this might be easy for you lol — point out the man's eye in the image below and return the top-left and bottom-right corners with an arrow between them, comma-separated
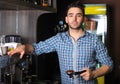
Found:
68,15 -> 73,17
77,14 -> 82,17
67,14 -> 73,17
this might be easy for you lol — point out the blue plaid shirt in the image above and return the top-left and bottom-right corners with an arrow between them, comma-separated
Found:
33,31 -> 113,84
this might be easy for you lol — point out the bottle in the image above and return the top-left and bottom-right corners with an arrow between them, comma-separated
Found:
41,0 -> 51,6
29,0 -> 38,5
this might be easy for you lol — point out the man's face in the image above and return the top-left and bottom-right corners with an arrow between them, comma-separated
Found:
65,7 -> 84,30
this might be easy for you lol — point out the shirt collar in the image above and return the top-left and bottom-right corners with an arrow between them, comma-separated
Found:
64,30 -> 89,38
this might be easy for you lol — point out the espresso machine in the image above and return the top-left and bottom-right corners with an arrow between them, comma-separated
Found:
1,35 -> 38,84
1,54 -> 38,84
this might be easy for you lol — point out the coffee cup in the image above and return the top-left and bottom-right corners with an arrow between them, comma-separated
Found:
1,46 -> 8,55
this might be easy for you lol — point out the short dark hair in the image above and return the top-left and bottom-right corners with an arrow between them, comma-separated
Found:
66,1 -> 85,16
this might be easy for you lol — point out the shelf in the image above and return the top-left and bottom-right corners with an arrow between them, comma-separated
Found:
0,0 -> 57,12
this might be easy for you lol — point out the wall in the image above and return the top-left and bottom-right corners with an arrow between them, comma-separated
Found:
0,10 -> 50,43
113,0 -> 120,83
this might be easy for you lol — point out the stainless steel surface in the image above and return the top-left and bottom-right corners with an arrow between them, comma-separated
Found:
0,10 -> 50,43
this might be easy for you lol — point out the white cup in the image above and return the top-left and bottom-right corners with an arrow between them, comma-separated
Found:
1,46 -> 8,55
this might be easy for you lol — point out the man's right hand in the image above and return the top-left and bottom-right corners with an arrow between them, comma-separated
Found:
7,44 -> 25,59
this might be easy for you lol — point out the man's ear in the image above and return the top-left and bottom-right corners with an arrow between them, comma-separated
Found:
65,16 -> 68,23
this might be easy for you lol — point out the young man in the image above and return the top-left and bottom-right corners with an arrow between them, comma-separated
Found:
8,1 -> 113,84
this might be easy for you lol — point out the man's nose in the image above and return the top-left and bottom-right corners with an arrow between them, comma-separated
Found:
73,16 -> 77,21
